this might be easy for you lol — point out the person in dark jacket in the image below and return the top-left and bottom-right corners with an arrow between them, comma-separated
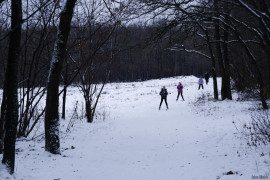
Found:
159,86 -> 168,110
204,72 -> 210,85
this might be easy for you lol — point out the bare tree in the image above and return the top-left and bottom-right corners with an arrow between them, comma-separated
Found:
234,0 -> 270,89
70,0 -> 130,123
215,0 -> 269,108
0,0 -> 9,155
197,23 -> 219,100
0,80 -> 6,153
213,0 -> 232,100
17,0 -> 60,138
45,0 -> 77,154
2,0 -> 22,174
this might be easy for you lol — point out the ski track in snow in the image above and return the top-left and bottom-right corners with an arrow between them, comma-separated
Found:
0,76 -> 270,180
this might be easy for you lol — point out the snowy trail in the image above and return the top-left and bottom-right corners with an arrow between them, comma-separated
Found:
1,76 -> 269,180
98,97 -> 230,180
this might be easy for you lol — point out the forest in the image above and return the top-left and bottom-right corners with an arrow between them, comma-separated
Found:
0,0 -> 269,178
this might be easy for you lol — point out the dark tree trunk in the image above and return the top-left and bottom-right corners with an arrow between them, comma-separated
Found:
222,18 -> 232,100
202,25 -> 219,100
2,0 -> 22,174
83,87 -> 93,123
214,19 -> 226,99
62,87 -> 67,120
0,80 -> 7,154
85,99 -> 93,123
268,58 -> 270,90
62,60 -> 68,119
266,49 -> 270,90
214,0 -> 231,100
45,0 -> 77,154
212,66 -> 219,100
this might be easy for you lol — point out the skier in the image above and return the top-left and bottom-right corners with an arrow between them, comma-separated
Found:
204,72 -> 210,85
176,82 -> 184,101
159,86 -> 168,110
198,77 -> 204,90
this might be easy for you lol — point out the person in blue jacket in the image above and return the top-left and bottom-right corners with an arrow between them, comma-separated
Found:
198,77 -> 204,90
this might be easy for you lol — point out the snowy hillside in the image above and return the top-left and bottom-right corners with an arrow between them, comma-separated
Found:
0,76 -> 269,180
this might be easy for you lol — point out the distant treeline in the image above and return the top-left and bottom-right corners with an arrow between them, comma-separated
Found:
0,24 -> 211,88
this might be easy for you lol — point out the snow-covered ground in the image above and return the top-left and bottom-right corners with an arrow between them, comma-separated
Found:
0,76 -> 270,180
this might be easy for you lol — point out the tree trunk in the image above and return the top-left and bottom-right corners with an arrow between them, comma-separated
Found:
62,87 -> 67,119
214,20 -> 226,100
2,0 -> 22,174
212,67 -> 219,100
222,17 -> 232,100
83,88 -> 93,123
266,49 -> 270,90
86,99 -> 93,123
62,59 -> 68,119
45,0 -> 77,154
203,25 -> 219,100
0,80 -> 7,154
214,0 -> 231,100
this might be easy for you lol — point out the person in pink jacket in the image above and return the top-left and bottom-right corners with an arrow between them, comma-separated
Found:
176,82 -> 184,101
198,77 -> 204,90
